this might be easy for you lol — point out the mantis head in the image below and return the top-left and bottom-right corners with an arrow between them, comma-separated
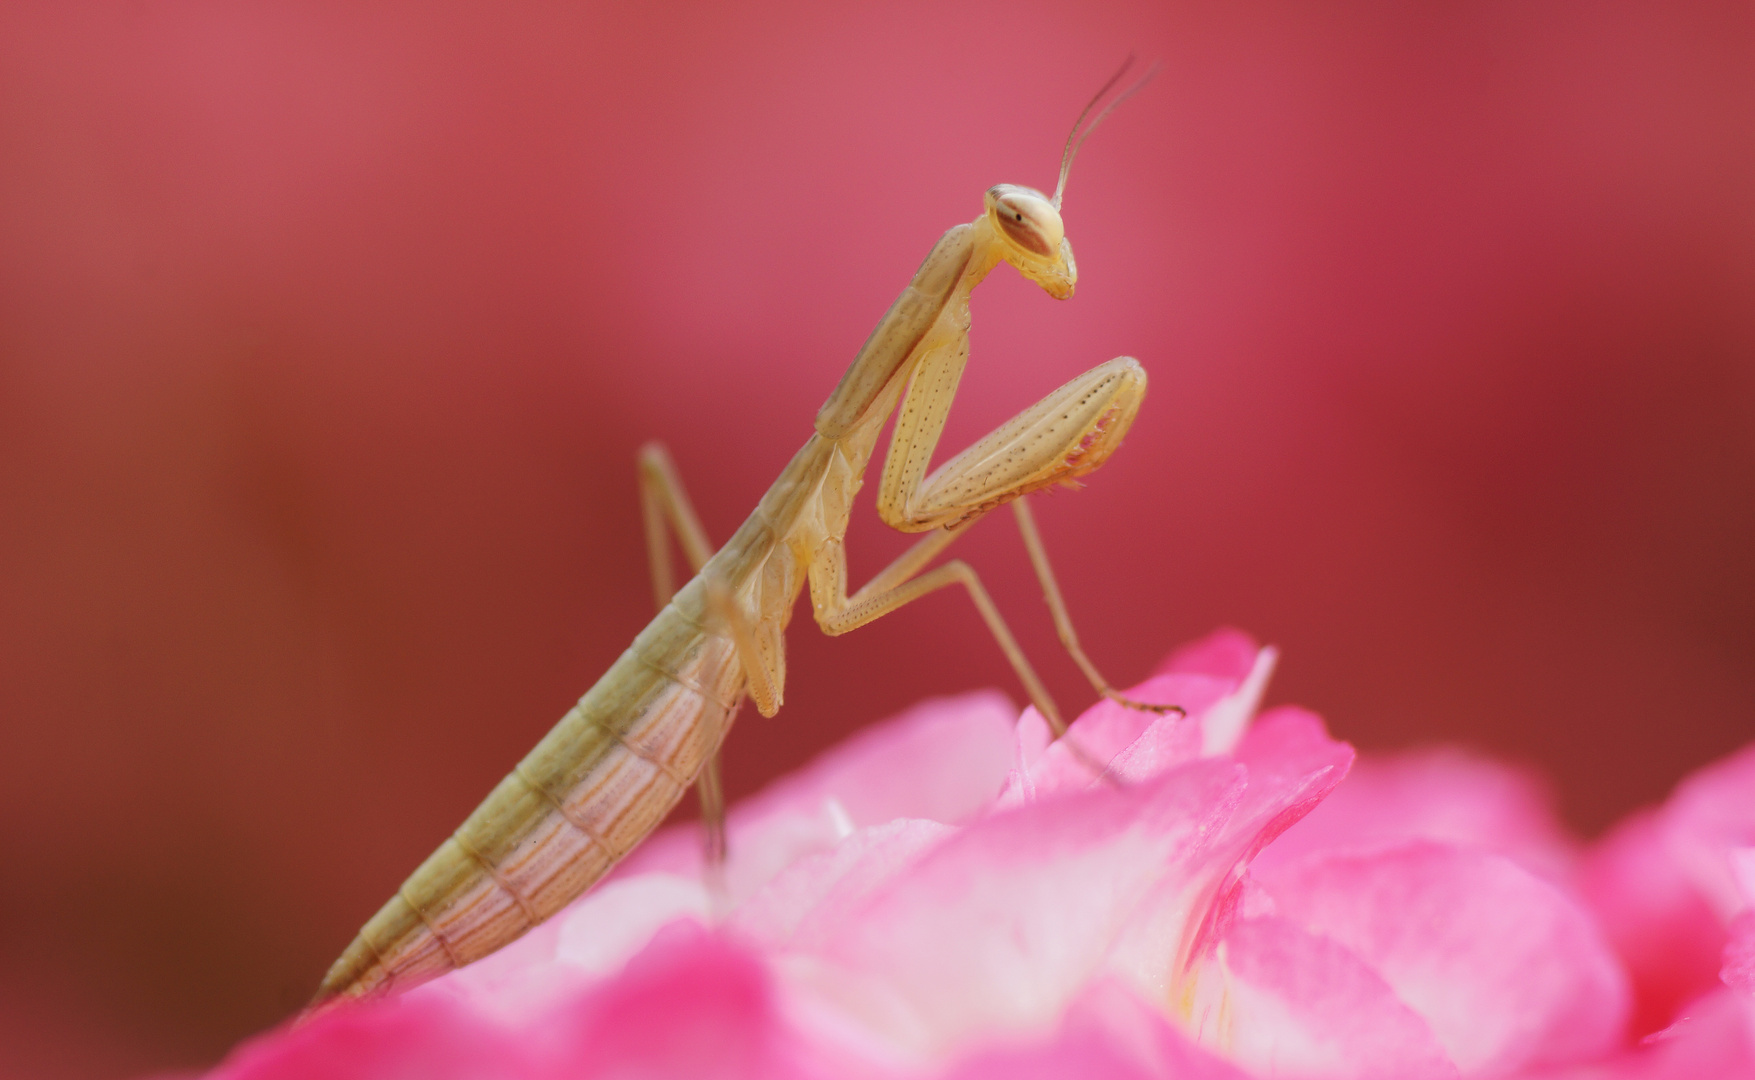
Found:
987,184 -> 1077,300
986,56 -> 1160,303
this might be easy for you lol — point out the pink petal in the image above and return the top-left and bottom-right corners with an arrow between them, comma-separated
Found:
1731,850 -> 1755,997
1252,746 -> 1577,882
409,908 -> 574,1019
1580,739 -> 1755,1036
759,706 -> 1352,1063
1187,915 -> 1457,1079
942,980 -> 1250,1080
556,873 -> 714,974
1102,673 -> 1254,784
1196,645 -> 1279,757
408,872 -> 715,1021
731,818 -> 954,952
1227,707 -> 1361,863
1109,707 -> 1357,1003
1579,989 -> 1755,1080
1062,675 -> 1217,767
750,690 -> 1020,828
1580,809 -> 1730,1036
1006,674 -> 1232,802
1725,912 -> 1755,999
1156,627 -> 1264,682
1733,847 -> 1755,908
614,691 -> 1017,901
210,993 -> 529,1080
537,920 -> 821,1080
1576,742 -> 1755,1037
789,758 -> 1255,1058
999,641 -> 1280,808
272,922 -> 833,1080
1661,741 -> 1755,922
1259,842 -> 1629,1074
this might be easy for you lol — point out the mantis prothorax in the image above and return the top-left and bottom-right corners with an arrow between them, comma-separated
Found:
313,58 -> 1175,1006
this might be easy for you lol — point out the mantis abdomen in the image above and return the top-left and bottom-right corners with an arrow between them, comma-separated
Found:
314,574 -> 749,1000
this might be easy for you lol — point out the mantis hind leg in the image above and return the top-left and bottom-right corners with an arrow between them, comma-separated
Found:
635,442 -> 730,869
637,441 -> 714,609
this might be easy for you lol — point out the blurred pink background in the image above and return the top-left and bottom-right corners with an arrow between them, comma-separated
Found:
1,2 -> 1751,1077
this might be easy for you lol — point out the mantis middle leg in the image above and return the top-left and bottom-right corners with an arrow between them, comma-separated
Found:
809,522 -> 1068,732
1011,498 -> 1184,717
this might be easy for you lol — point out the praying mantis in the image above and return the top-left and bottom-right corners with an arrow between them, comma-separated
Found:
313,61 -> 1173,1005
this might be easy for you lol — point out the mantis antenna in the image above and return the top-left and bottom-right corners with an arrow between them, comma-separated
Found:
1053,56 -> 1162,210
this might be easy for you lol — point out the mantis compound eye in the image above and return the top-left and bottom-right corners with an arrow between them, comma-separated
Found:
987,184 -> 1064,258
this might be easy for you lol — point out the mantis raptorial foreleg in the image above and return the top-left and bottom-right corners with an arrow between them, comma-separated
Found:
808,355 -> 1157,737
635,441 -> 728,864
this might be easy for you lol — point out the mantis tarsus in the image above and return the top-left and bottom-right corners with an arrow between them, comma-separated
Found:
314,60 -> 1175,1005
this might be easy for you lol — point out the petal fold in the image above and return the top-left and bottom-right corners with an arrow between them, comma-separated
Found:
1258,842 -> 1629,1074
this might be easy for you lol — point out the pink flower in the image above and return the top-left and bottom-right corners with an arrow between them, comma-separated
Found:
202,631 -> 1755,1079
1578,742 -> 1755,1037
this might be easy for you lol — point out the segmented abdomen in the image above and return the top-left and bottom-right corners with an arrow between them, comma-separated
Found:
313,587 -> 744,1003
